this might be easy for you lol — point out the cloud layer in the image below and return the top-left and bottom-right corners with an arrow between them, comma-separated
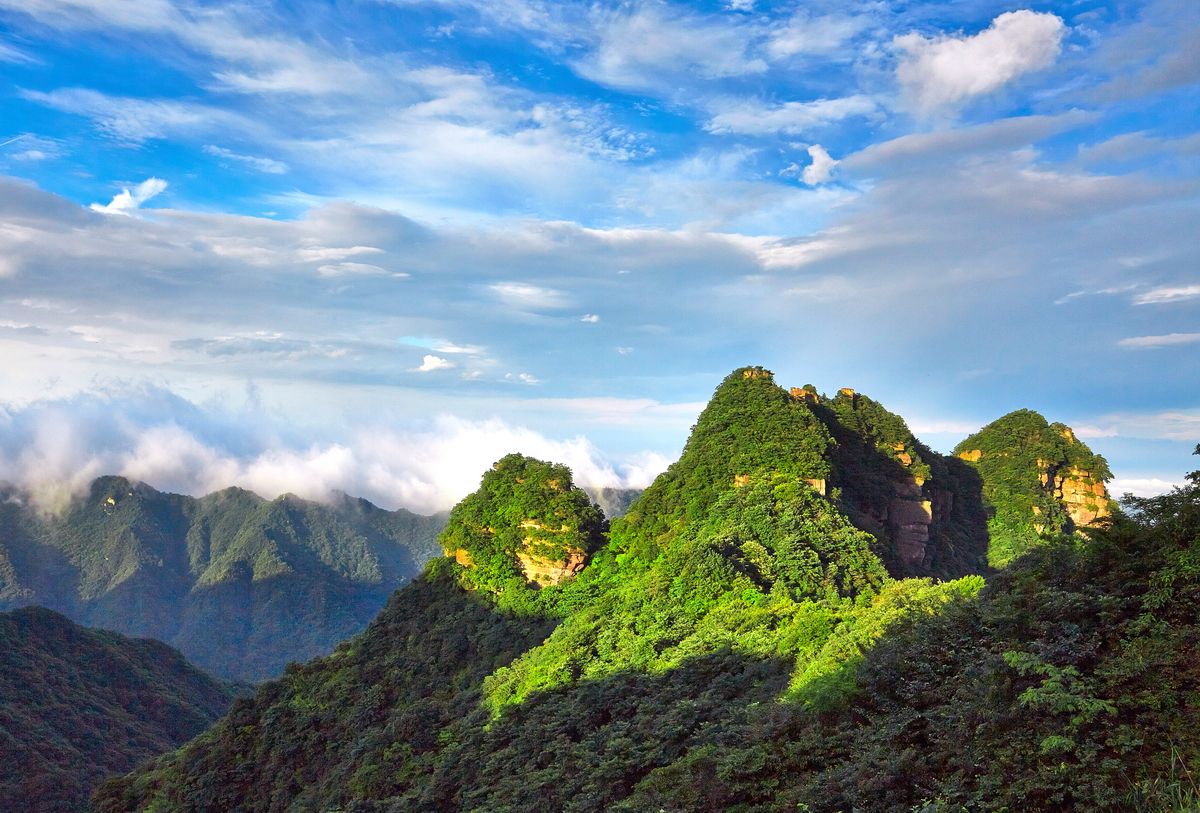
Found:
0,387 -> 669,514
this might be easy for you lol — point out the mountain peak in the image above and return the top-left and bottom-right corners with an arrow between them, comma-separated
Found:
438,453 -> 607,597
954,409 -> 1114,566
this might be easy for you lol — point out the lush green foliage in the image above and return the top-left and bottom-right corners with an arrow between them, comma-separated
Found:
438,454 -> 607,604
91,372 -> 1189,813
0,607 -> 234,813
0,477 -> 445,680
615,367 -> 832,562
954,409 -> 1114,566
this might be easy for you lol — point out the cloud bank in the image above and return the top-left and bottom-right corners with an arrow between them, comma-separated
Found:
0,387 -> 669,514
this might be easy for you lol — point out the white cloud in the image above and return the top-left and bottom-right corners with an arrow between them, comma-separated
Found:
1132,285 -> 1200,305
766,12 -> 871,60
802,144 -> 838,185
895,11 -> 1066,114
316,261 -> 404,277
89,177 -> 168,215
0,387 -> 669,514
705,95 -> 877,136
489,282 -> 570,309
23,88 -> 255,145
506,372 -> 540,385
580,313 -> 600,323
1118,332 -> 1200,349
1110,477 -> 1183,498
416,354 -> 454,372
203,144 -> 288,174
573,4 -> 767,93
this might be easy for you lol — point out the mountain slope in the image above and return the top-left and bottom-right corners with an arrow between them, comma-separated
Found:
0,607 -> 235,813
94,367 -> 1153,813
0,477 -> 446,680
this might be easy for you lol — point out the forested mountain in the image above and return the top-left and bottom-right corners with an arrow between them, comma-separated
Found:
93,366 -> 1192,813
954,409 -> 1117,566
0,607 -> 236,813
0,477 -> 445,681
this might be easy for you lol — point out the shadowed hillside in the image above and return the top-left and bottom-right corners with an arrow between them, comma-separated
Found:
0,607 -> 236,813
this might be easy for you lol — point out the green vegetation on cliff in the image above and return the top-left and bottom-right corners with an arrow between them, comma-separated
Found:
0,607 -> 235,813
92,369 -> 1179,813
954,409 -> 1114,566
438,453 -> 607,604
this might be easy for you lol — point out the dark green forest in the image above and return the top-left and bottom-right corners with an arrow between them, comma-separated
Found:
0,607 -> 236,813
90,367 -> 1200,813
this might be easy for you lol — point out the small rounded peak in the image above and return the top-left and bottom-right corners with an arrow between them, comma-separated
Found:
440,454 -> 607,594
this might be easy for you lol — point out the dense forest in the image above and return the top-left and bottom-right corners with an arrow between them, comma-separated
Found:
92,367 -> 1199,813
0,477 -> 445,681
0,607 -> 236,813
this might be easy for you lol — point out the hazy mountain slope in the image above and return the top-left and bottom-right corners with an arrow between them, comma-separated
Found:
0,477 -> 446,681
0,607 -> 235,813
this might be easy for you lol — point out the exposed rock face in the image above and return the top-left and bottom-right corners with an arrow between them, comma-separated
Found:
804,478 -> 827,496
888,491 -> 934,567
958,449 -> 983,462
516,549 -> 587,587
790,387 -> 821,404
516,520 -> 588,586
1050,465 -> 1112,527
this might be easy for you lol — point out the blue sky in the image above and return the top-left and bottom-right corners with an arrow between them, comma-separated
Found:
0,0 -> 1197,512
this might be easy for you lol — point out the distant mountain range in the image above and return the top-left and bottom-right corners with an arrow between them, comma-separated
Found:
0,476 -> 447,681
0,606 -> 236,813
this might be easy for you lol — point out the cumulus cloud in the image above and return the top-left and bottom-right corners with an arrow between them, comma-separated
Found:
416,354 -> 454,372
801,144 -> 838,185
89,177 -> 168,215
0,387 -> 666,514
895,11 -> 1066,114
580,313 -> 600,323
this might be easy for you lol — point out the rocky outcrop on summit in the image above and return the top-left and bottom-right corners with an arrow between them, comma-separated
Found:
954,409 -> 1114,567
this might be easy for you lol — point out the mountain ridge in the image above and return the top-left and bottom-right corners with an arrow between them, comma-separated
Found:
93,365 -> 1142,813
0,476 -> 447,681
